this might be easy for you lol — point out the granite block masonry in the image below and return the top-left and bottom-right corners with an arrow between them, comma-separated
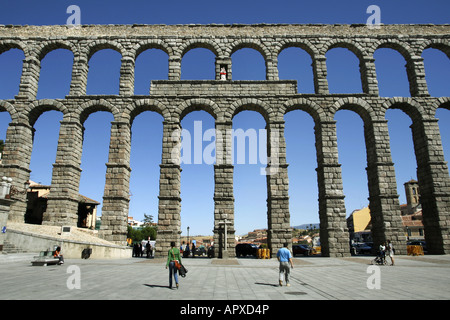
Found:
0,24 -> 449,257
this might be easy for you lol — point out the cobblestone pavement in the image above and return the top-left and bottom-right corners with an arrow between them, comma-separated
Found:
1,253 -> 449,301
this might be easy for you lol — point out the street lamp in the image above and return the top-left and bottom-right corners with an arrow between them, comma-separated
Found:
187,226 -> 190,246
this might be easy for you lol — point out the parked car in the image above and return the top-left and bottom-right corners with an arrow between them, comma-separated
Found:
351,242 -> 373,255
292,244 -> 312,256
235,243 -> 258,257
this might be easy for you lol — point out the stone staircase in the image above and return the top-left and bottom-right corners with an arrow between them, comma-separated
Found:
1,240 -> 30,254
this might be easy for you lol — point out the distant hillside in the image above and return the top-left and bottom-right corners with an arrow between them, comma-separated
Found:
292,223 -> 320,230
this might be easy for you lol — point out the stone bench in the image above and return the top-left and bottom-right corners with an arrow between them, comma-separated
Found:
31,250 -> 60,266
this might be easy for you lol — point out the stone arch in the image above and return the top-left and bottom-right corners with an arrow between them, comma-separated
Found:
0,41 -> 27,98
36,40 -> 77,61
382,98 -> 426,123
323,39 -> 368,60
178,39 -> 222,58
178,42 -> 219,80
323,39 -> 369,93
0,100 -> 18,123
78,99 -> 120,124
437,97 -> 450,111
331,97 -> 375,125
132,39 -> 173,59
229,98 -> 272,123
429,97 -> 450,118
178,98 -> 220,121
275,38 -> 318,59
0,40 -> 27,55
125,98 -> 169,125
419,40 -> 450,97
370,39 -> 414,61
85,40 -> 125,60
282,98 -> 326,124
226,39 -> 270,62
25,99 -> 68,127
418,39 -> 450,59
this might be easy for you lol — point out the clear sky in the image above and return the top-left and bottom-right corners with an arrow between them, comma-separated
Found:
0,0 -> 449,236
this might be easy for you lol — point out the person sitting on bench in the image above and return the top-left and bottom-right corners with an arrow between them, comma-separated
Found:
54,246 -> 64,265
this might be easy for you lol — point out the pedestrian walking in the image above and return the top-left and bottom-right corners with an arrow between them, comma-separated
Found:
166,241 -> 182,289
379,242 -> 386,263
277,243 -> 294,286
191,242 -> 196,258
387,240 -> 395,266
133,243 -> 138,257
183,243 -> 190,258
146,241 -> 151,258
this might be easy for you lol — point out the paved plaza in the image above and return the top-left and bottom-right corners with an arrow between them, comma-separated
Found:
0,253 -> 449,301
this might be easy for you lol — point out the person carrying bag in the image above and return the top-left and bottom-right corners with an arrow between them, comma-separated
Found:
166,241 -> 182,289
171,246 -> 188,277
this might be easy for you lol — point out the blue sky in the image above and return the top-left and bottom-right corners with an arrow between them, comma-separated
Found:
0,0 -> 449,236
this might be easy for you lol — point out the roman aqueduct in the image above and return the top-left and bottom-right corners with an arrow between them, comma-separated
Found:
0,24 -> 449,257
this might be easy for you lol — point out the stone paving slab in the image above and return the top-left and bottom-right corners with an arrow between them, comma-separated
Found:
0,254 -> 449,301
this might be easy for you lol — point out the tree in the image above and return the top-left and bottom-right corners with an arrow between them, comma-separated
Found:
127,219 -> 157,243
142,213 -> 154,226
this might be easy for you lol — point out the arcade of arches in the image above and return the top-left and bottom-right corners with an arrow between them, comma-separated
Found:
0,24 -> 449,257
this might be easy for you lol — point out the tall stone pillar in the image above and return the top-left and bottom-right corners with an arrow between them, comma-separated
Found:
16,54 -> 40,100
406,57 -> 430,97
156,120 -> 182,257
411,118 -> 450,254
266,57 -> 279,81
1,120 -> 33,222
99,121 -> 132,246
168,56 -> 181,80
312,55 -> 329,95
69,53 -> 89,96
213,120 -> 235,258
119,56 -> 135,96
360,56 -> 379,96
315,120 -> 350,257
365,119 -> 406,254
265,120 -> 291,256
44,119 -> 84,226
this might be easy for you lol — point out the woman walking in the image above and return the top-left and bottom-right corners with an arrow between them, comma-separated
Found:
166,241 -> 182,289
387,240 -> 395,266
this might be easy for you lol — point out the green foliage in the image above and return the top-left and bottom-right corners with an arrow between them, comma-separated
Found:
142,213 -> 154,225
127,225 -> 157,243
